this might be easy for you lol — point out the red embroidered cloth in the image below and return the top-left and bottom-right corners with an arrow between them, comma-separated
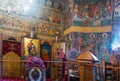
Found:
2,40 -> 21,56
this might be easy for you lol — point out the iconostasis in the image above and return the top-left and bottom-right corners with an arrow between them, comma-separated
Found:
0,0 -> 64,78
0,0 -> 63,41
0,34 -> 65,79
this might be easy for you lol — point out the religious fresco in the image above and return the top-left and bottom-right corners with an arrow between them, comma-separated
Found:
0,0 -> 63,38
65,32 -> 112,62
62,0 -> 74,30
0,13 -> 62,36
45,0 -> 61,10
62,0 -> 113,30
0,14 -> 30,31
0,0 -> 62,21
73,0 -> 113,26
0,9 -> 62,24
0,29 -> 26,42
63,0 -> 113,61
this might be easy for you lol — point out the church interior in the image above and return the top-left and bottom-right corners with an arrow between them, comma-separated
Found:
0,0 -> 120,81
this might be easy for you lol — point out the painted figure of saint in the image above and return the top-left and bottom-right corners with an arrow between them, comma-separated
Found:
42,49 -> 49,68
42,49 -> 51,78
27,40 -> 37,56
88,2 -> 95,18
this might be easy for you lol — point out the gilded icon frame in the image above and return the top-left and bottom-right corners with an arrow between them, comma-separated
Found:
24,37 -> 40,56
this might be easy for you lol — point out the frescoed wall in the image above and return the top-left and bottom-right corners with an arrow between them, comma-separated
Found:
63,0 -> 114,62
63,0 -> 113,30
65,32 -> 112,62
0,0 -> 62,22
73,0 -> 113,26
62,0 -> 74,30
0,0 -> 63,40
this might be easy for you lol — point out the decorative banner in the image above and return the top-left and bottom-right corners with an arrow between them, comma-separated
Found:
2,40 -> 21,77
2,40 -> 21,56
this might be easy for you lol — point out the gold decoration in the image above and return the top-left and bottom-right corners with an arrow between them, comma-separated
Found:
64,26 -> 112,35
2,51 -> 21,77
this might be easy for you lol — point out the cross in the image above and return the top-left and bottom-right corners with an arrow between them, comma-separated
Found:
10,43 -> 15,51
